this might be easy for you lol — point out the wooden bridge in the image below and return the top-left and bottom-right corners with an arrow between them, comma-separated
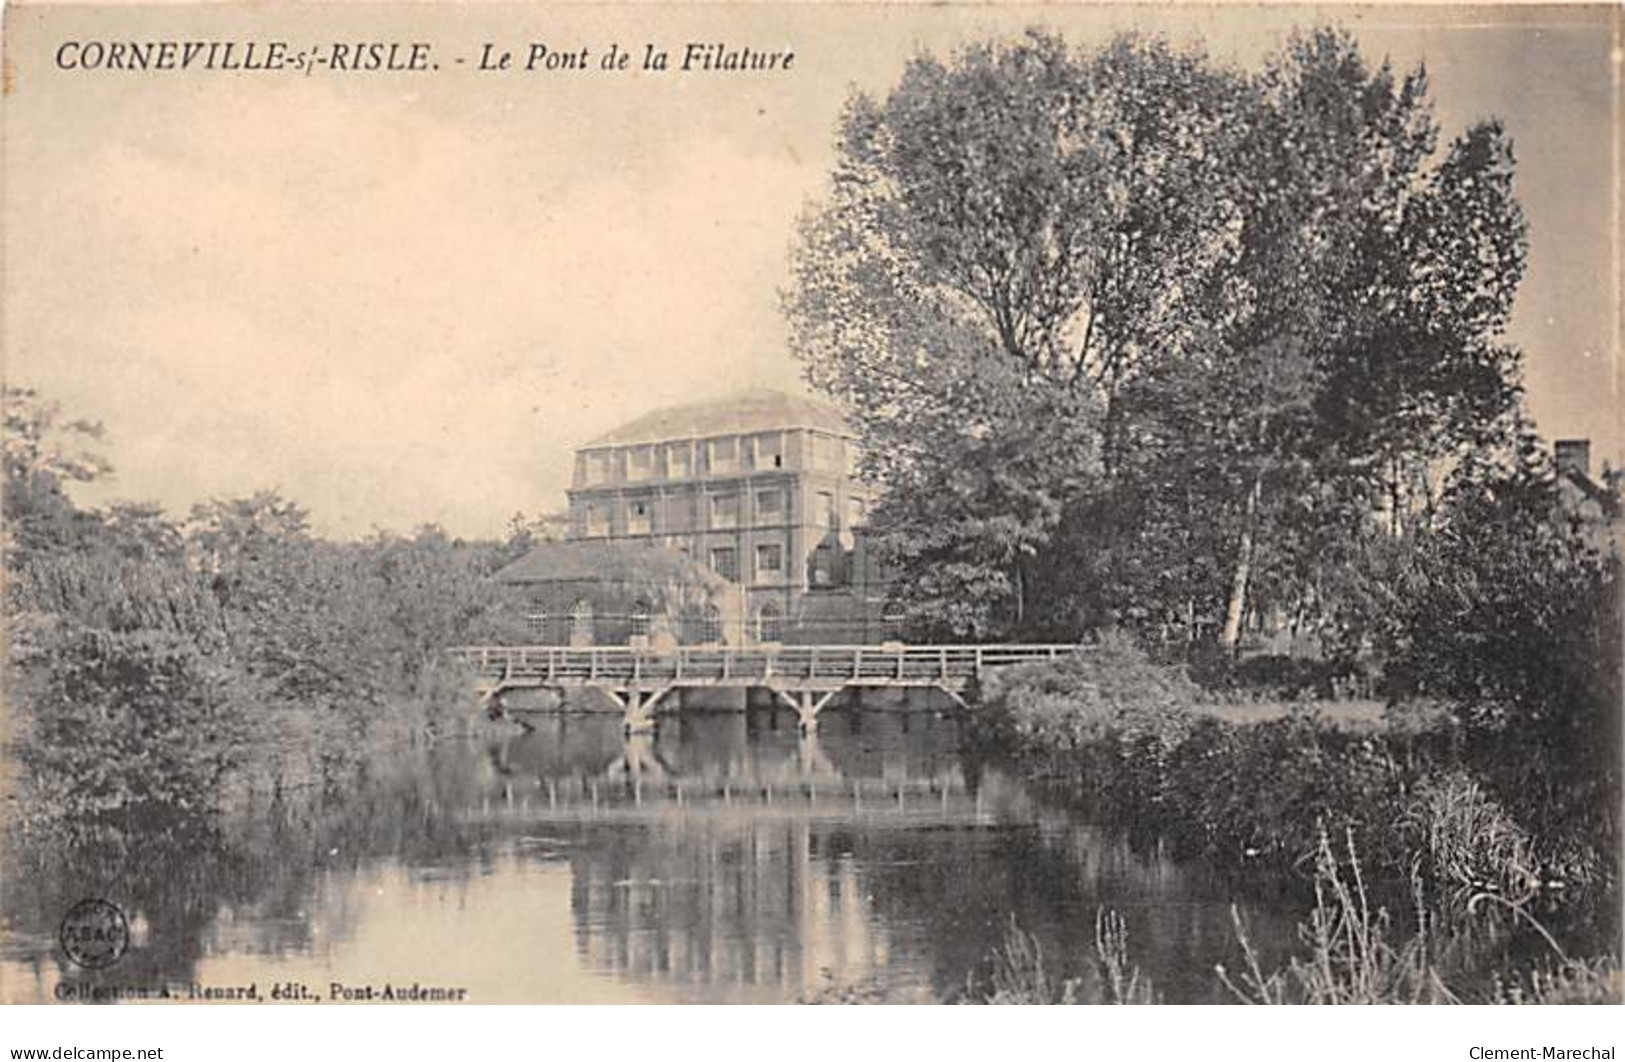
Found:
448,643 -> 1078,733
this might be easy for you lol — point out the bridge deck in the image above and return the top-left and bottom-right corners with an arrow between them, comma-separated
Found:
449,643 -> 1076,690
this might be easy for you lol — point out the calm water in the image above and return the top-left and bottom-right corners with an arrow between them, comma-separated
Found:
2,709 -> 1305,1003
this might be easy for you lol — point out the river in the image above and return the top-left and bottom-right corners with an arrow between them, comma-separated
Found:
1,707 -> 1306,1004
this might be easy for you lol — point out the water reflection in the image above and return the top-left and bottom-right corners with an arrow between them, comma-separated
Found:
1,708 -> 1301,1003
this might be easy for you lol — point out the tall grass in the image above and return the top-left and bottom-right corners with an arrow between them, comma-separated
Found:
973,910 -> 1158,1004
983,920 -> 1078,1004
1215,828 -> 1621,1005
1399,771 -> 1541,908
1219,829 -> 1457,1004
1095,909 -> 1158,1004
1492,958 -> 1622,1005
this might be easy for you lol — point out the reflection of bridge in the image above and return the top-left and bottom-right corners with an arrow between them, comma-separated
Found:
458,713 -> 1043,998
449,643 -> 1078,733
472,733 -> 994,826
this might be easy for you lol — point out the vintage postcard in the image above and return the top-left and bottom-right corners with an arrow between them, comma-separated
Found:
1,1 -> 1619,1010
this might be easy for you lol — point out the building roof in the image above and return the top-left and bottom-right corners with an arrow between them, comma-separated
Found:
582,387 -> 852,449
493,540 -> 728,589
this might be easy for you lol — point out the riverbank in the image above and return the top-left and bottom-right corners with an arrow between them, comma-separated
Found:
955,637 -> 1621,1004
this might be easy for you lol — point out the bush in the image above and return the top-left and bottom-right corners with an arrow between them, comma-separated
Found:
16,625 -> 251,821
1188,651 -> 1351,701
1155,715 -> 1417,865
978,631 -> 1197,755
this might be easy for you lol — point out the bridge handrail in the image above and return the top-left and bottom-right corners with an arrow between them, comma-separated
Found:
447,642 -> 1082,680
448,642 -> 1081,653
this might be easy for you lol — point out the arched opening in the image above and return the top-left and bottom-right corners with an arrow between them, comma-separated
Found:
569,598 -> 594,646
755,600 -> 785,644
524,597 -> 548,642
701,604 -> 723,645
628,598 -> 652,643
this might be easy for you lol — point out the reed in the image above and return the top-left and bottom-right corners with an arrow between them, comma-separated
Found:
1220,828 -> 1457,1004
1399,771 -> 1542,908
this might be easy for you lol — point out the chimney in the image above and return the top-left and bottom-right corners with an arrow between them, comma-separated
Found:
1555,439 -> 1592,481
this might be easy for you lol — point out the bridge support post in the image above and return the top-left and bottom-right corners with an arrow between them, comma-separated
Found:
782,688 -> 841,734
479,683 -> 508,722
620,685 -> 673,735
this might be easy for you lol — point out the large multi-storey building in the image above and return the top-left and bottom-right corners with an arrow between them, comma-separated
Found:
568,388 -> 885,643
499,388 -> 893,645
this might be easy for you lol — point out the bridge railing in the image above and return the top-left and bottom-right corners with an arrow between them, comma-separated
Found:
447,643 -> 1079,685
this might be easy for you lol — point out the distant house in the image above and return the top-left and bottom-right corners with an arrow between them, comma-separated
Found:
1554,438 -> 1621,552
496,388 -> 893,645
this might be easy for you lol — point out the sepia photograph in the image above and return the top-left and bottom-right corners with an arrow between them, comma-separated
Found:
0,0 -> 1620,1015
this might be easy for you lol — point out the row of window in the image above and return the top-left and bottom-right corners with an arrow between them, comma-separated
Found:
704,542 -> 782,583
708,541 -> 855,588
582,490 -> 865,537
580,433 -> 803,486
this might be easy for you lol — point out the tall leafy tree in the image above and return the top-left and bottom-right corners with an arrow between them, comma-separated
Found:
786,31 -> 1248,637
789,27 -> 1530,651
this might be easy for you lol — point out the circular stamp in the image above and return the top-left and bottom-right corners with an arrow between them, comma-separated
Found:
59,898 -> 129,970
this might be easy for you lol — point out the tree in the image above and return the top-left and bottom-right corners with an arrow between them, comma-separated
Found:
2,385 -> 112,561
502,509 -> 570,562
1370,434 -> 1620,863
1207,32 -> 1524,650
787,27 -> 1530,653
786,31 -> 1248,638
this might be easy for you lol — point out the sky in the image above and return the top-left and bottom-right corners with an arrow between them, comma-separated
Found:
4,3 -> 1618,538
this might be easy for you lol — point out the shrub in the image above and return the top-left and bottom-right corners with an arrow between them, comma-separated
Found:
1151,714 -> 1418,866
1189,651 -> 1351,701
16,625 -> 252,821
978,631 -> 1196,757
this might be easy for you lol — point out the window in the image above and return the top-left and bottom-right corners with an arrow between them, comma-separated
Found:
524,600 -> 548,641
628,499 -> 652,535
754,543 -> 783,582
756,601 -> 785,643
846,497 -> 867,529
708,437 -> 738,472
582,451 -> 612,485
667,443 -> 693,479
814,492 -> 835,530
680,605 -> 706,644
569,599 -> 594,646
752,433 -> 784,470
629,599 -> 652,639
709,494 -> 739,530
627,446 -> 655,482
684,603 -> 724,644
710,546 -> 739,582
584,502 -> 608,538
755,489 -> 784,525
